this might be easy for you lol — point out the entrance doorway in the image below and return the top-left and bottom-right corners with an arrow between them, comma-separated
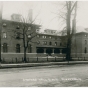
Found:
37,48 -> 44,53
54,48 -> 60,53
46,48 -> 52,56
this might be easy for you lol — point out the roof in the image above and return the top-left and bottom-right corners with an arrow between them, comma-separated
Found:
74,32 -> 88,35
2,19 -> 41,29
37,32 -> 60,37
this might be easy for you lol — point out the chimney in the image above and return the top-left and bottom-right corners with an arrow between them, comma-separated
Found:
28,9 -> 33,23
11,14 -> 21,22
72,19 -> 76,34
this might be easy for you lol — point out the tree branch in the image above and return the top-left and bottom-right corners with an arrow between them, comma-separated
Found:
71,1 -> 77,13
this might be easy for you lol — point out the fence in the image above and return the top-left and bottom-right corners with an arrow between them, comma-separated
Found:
1,53 -> 88,63
1,56 -> 66,63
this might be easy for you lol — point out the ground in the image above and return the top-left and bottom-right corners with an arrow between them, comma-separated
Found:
0,64 -> 88,87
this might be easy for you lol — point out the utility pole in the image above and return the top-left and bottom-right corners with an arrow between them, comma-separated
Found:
0,2 -> 3,62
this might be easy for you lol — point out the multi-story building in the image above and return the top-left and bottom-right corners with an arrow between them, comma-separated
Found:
1,19 -> 66,54
1,15 -> 67,62
2,14 -> 88,62
71,32 -> 88,58
36,33 -> 67,55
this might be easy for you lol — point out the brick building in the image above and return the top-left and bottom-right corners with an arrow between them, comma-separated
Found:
1,18 -> 67,62
71,32 -> 88,57
2,14 -> 88,62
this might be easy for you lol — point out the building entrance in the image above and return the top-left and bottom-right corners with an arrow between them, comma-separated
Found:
46,48 -> 52,56
37,48 -> 44,53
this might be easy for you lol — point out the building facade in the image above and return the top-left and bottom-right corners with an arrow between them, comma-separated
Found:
1,18 -> 67,62
71,32 -> 88,57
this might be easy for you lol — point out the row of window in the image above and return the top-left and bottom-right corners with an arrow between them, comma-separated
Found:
2,32 -> 21,39
37,41 -> 62,46
37,35 -> 58,39
2,32 -> 32,39
3,23 -> 32,30
2,43 -> 31,53
2,33 -> 58,40
2,43 -> 21,53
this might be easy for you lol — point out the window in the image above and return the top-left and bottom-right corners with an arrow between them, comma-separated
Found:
43,41 -> 47,45
16,26 -> 20,29
36,29 -> 39,33
44,36 -> 46,38
42,36 -> 44,38
3,32 -> 7,38
60,43 -> 62,46
85,35 -> 87,37
42,35 -> 46,38
55,42 -> 57,46
37,35 -> 39,37
85,40 -> 87,44
28,35 -> 31,38
49,42 -> 52,45
16,32 -> 20,39
3,23 -> 6,27
84,47 -> 87,53
49,36 -> 51,39
28,27 -> 31,30
16,44 -> 20,53
37,41 -> 40,44
3,43 -> 8,53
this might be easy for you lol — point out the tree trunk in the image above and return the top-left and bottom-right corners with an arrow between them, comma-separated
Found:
66,2 -> 71,61
24,47 -> 27,62
23,31 -> 27,63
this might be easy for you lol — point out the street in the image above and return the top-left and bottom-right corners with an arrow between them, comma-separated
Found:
0,64 -> 88,87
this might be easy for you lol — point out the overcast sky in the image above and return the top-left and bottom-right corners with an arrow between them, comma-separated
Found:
2,1 -> 88,32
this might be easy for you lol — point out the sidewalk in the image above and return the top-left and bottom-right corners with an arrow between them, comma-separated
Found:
0,61 -> 88,68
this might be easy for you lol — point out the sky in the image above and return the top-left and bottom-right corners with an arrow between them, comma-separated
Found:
2,1 -> 88,32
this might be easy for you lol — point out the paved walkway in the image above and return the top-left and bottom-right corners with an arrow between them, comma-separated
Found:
0,61 -> 88,68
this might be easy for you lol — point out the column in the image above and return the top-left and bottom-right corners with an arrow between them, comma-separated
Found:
44,48 -> 46,54
60,49 -> 62,54
52,48 -> 54,54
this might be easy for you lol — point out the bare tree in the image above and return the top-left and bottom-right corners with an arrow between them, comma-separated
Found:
8,11 -> 41,63
66,1 -> 77,62
55,1 -> 77,61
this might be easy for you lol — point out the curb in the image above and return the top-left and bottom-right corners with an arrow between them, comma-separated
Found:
0,61 -> 88,69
